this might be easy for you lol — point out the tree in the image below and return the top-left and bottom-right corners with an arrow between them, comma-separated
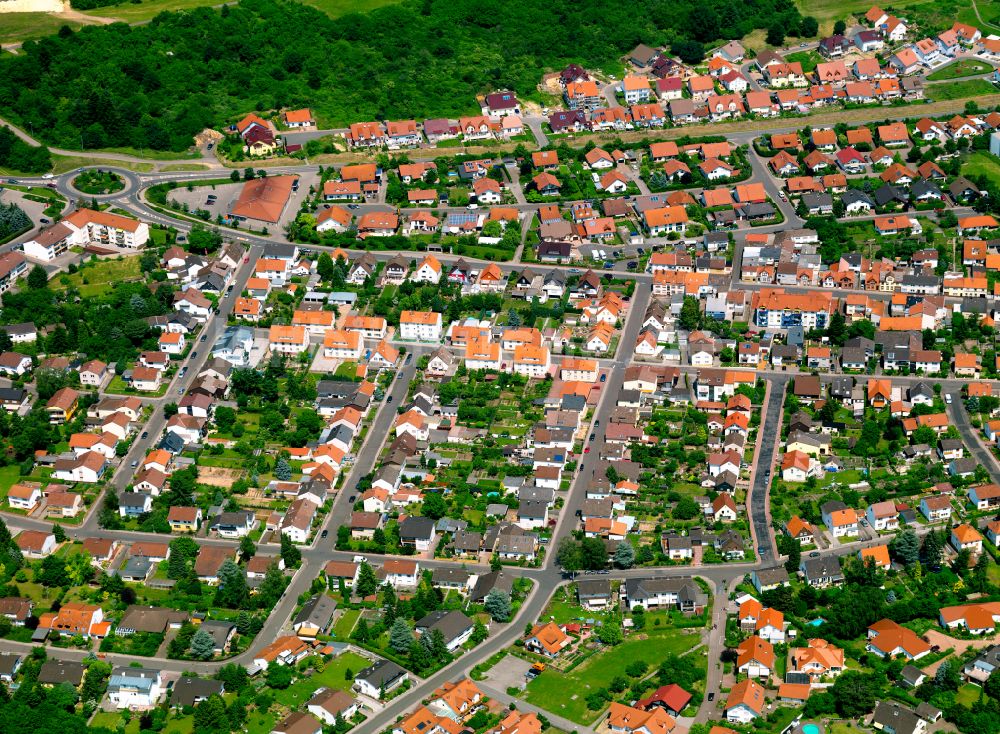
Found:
27,264 -> 48,290
421,491 -> 448,520
830,670 -> 880,717
766,25 -> 785,46
65,550 -> 93,586
799,15 -> 819,36
580,537 -> 608,570
598,614 -> 624,645
186,224 -> 222,254
265,662 -> 294,689
826,310 -> 846,346
679,296 -> 701,331
215,558 -> 249,609
280,532 -> 301,568
239,535 -> 256,561
316,253 -> 335,282
672,496 -> 700,520
389,618 -> 414,653
986,669 -> 1000,701
556,537 -> 583,574
51,523 -> 67,543
891,528 -> 920,566
37,555 -> 69,587
921,530 -> 943,568
356,562 -> 378,597
778,536 -> 801,575
613,541 -> 635,569
189,628 -> 216,660
274,458 -> 292,481
671,39 -> 705,64
484,589 -> 512,622
833,19 -> 847,34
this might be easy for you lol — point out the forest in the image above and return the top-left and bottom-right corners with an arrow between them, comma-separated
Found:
0,0 -> 802,152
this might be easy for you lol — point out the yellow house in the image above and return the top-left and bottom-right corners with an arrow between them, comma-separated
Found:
785,433 -> 831,457
245,138 -> 279,156
167,507 -> 202,533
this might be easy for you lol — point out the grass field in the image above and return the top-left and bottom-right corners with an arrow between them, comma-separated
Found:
53,255 -> 142,297
524,630 -> 700,724
50,155 -> 154,174
0,465 -> 24,501
81,0 -> 399,24
925,78 -> 997,101
161,163 -> 211,171
0,14 -> 85,45
927,59 -> 995,81
963,151 -> 1000,179
795,0 -> 950,34
785,50 -> 822,73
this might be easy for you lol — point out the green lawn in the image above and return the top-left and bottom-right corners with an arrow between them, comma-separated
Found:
271,652 -> 369,709
0,464 -> 24,501
53,255 -> 142,295
963,151 -> 1000,180
956,683 -> 983,707
49,155 -> 155,175
0,13 -> 85,45
332,608 -> 360,640
525,630 -> 700,724
162,714 -> 195,734
926,79 -> 998,101
785,50 -> 822,73
927,59 -> 995,81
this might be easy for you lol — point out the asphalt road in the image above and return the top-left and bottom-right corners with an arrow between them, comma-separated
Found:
750,375 -> 789,564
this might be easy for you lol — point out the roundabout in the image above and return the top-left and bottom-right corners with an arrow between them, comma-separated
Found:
63,166 -> 140,200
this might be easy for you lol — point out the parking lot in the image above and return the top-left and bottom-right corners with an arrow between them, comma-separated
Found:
166,170 -> 320,232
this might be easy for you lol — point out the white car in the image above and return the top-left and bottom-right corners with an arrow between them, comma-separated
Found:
467,203 -> 478,209
41,173 -> 55,180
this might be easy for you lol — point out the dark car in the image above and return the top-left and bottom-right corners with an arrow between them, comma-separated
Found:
387,395 -> 393,403
191,351 -> 197,359
348,495 -> 356,503
600,374 -> 606,382
200,334 -> 207,342
320,529 -> 328,539
809,551 -> 820,558
707,692 -> 715,702
589,433 -> 596,441
141,431 -> 148,439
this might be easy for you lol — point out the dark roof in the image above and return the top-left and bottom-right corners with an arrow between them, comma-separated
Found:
414,609 -> 474,643
37,659 -> 85,685
171,676 -> 224,707
293,594 -> 337,628
399,515 -> 436,540
356,658 -> 406,687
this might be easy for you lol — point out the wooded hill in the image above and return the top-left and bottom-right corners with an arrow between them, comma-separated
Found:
0,0 -> 802,152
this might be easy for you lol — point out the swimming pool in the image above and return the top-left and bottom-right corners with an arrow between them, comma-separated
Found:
801,724 -> 821,734
808,618 -> 825,626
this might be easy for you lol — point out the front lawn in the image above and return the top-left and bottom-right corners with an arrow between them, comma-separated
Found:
524,629 -> 700,724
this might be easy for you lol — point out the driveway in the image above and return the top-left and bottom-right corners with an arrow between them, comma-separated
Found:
922,630 -> 996,674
